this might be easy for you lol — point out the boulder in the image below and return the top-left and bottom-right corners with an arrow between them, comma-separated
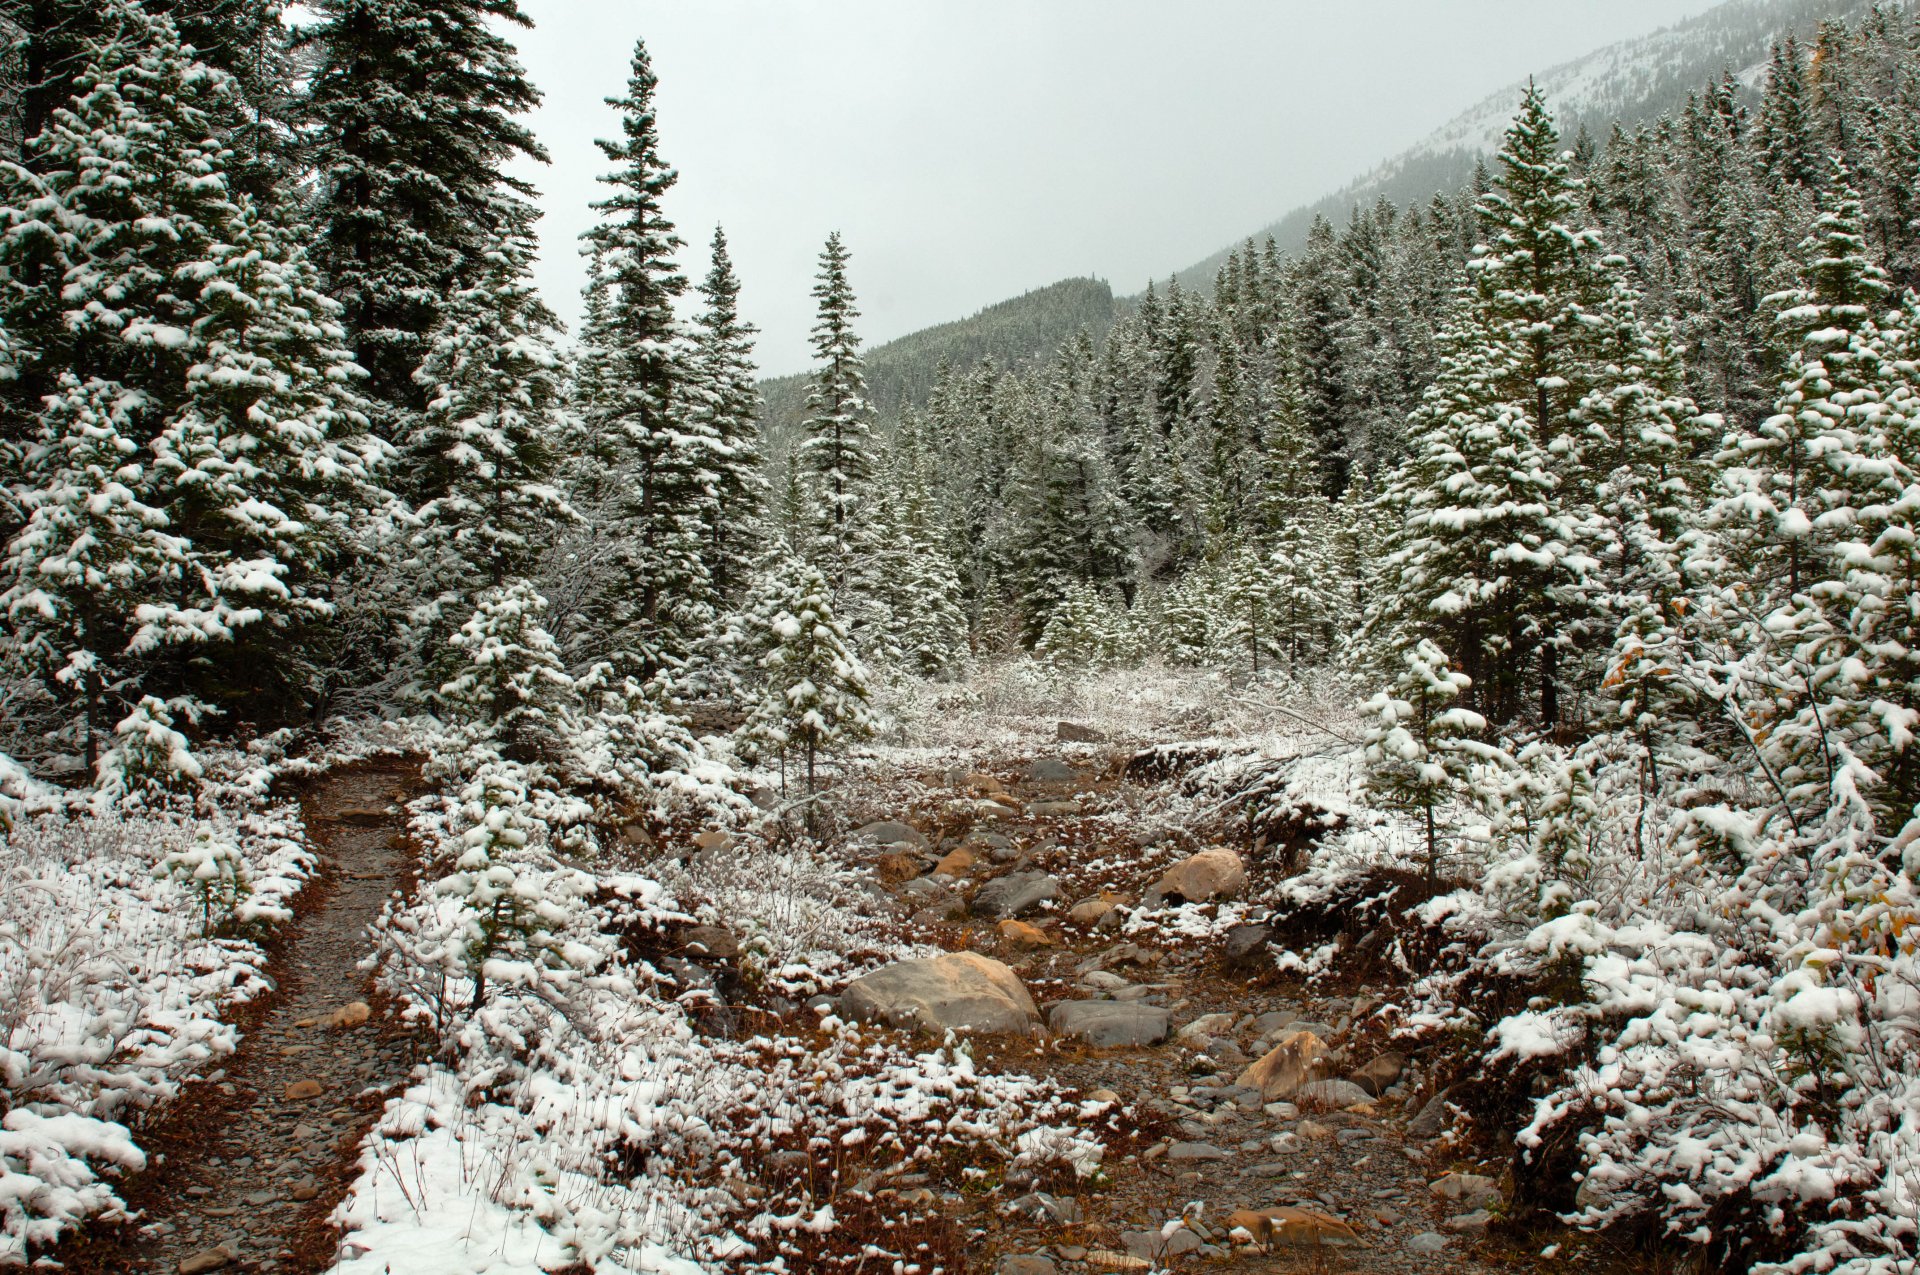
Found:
839,952 -> 1040,1035
1149,848 -> 1247,903
855,820 -> 929,851
1223,923 -> 1274,967
1056,721 -> 1108,743
1226,1206 -> 1365,1249
1235,1031 -> 1332,1100
1048,999 -> 1171,1047
1349,1050 -> 1407,1097
972,870 -> 1059,919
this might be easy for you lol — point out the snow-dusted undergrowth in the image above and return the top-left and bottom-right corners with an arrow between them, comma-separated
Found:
0,765 -> 314,1263
340,713 -> 1107,1274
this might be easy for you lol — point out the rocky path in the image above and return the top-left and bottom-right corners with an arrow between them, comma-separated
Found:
840,741 -> 1531,1275
62,762 -> 422,1275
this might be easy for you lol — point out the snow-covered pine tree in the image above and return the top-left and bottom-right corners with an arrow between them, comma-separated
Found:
304,0 -> 547,421
407,229 -> 572,615
688,226 -> 764,603
580,37 -> 718,673
798,232 -> 878,597
0,2 -> 378,749
743,550 -> 875,802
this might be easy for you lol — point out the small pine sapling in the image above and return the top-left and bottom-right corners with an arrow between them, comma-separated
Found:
1362,639 -> 1507,884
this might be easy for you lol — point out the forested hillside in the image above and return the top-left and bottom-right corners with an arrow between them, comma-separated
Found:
758,276 -> 1114,445
2,2 -> 1920,1274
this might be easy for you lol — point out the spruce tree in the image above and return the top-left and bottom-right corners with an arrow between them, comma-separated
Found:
304,0 -> 547,420
406,229 -> 573,616
581,38 -> 717,672
688,226 -> 764,603
743,551 -> 875,801
798,232 -> 877,595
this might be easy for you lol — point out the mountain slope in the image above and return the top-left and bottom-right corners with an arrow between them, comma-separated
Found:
1169,0 -> 1879,292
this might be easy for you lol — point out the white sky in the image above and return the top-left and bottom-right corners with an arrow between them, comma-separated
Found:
511,1 -> 1728,376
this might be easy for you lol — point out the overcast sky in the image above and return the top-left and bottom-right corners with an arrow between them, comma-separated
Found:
511,1 -> 1728,376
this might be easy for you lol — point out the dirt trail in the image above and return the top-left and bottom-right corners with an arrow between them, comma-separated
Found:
63,761 -> 423,1275
856,748 -> 1526,1275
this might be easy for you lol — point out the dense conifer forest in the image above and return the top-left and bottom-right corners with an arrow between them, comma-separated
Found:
3,3 -> 1920,1274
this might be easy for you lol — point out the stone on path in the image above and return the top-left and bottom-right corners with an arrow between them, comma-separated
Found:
1166,1140 -> 1230,1160
1084,1252 -> 1150,1272
1406,1231 -> 1450,1254
1443,1209 -> 1494,1234
1025,758 -> 1082,785
288,1175 -> 320,1202
1028,800 -> 1082,817
1122,1227 -> 1203,1259
1048,999 -> 1170,1047
1430,1171 -> 1501,1208
932,846 -> 976,877
1226,1206 -> 1365,1248
972,870 -> 1059,918
839,952 -> 1039,1035
283,1079 -> 323,1101
320,1001 -> 371,1029
1294,1078 -> 1373,1109
1056,721 -> 1107,743
1349,1050 -> 1406,1096
1236,1030 -> 1332,1100
997,919 -> 1053,947
1149,848 -> 1247,903
179,1244 -> 238,1274
998,1257 -> 1057,1275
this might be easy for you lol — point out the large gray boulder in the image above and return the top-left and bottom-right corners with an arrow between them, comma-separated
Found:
839,952 -> 1040,1035
972,870 -> 1060,918
1047,999 -> 1171,1047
